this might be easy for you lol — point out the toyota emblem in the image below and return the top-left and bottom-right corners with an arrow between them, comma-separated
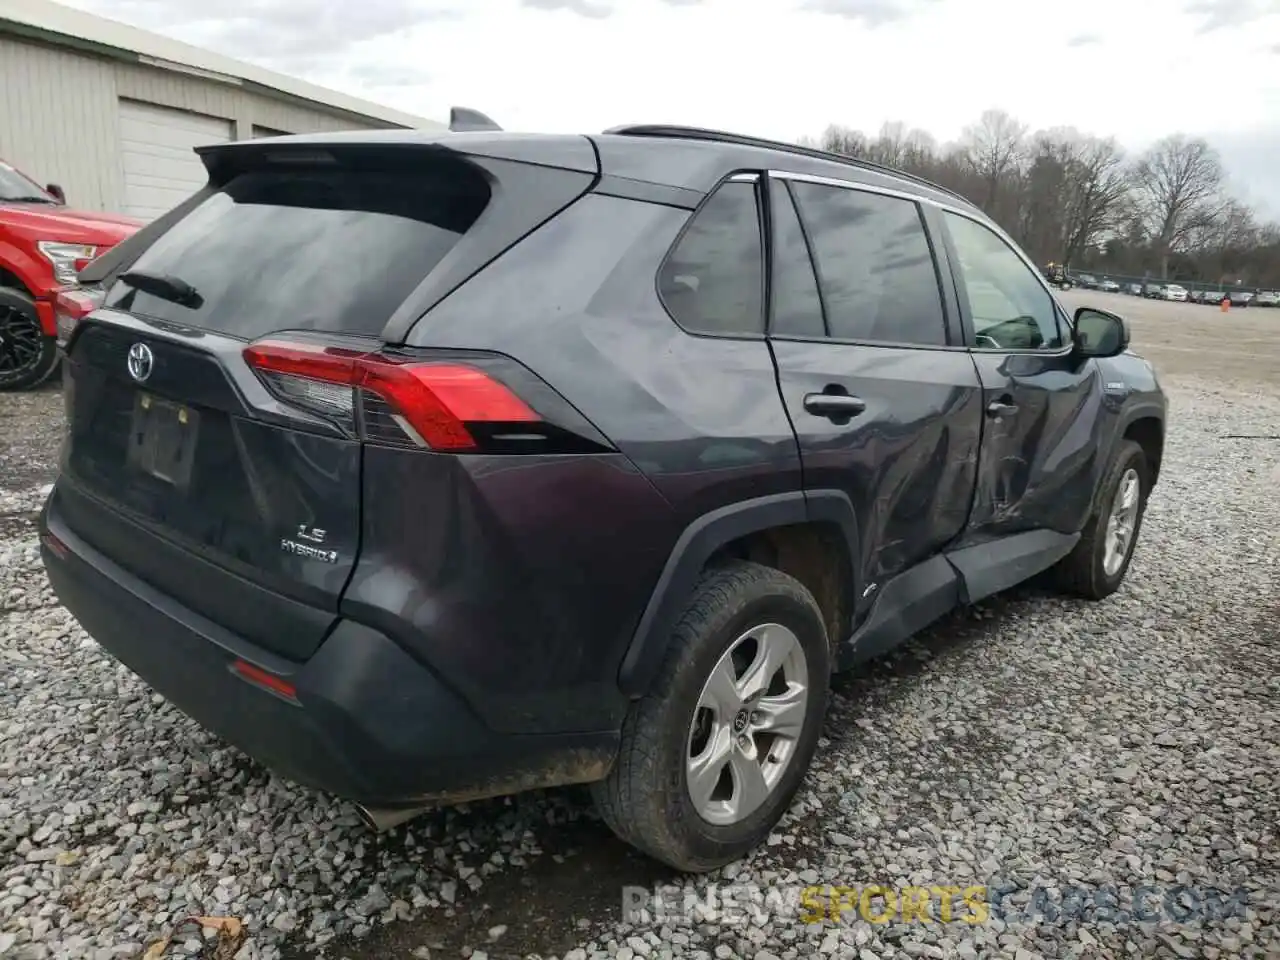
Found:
127,342 -> 154,383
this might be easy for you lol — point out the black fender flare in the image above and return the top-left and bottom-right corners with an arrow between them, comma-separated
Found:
617,490 -> 860,697
1110,399 -> 1165,477
1086,400 -> 1165,519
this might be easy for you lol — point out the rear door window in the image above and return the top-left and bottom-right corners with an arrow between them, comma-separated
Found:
788,181 -> 948,346
658,179 -> 764,337
104,162 -> 489,338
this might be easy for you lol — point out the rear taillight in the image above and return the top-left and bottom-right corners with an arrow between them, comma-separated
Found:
243,339 -> 540,452
53,286 -> 103,347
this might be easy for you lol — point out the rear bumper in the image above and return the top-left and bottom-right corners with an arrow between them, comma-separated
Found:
39,495 -> 618,808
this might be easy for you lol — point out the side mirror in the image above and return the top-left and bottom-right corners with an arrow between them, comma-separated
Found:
46,183 -> 66,203
1073,307 -> 1129,359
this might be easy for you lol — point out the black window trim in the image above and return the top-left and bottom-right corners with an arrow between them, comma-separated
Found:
653,170 -> 768,342
763,170 -> 963,353
762,177 -> 829,338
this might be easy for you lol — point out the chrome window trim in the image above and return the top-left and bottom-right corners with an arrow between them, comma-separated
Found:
767,168 -> 1072,353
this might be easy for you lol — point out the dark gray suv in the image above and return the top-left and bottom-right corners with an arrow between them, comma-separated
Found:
40,114 -> 1166,872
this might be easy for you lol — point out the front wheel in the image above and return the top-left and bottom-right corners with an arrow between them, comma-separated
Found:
1052,439 -> 1150,599
592,561 -> 830,872
0,288 -> 59,391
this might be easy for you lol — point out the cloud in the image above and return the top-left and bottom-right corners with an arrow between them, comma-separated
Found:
520,0 -> 703,15
522,0 -> 612,16
1208,126 -> 1280,216
64,0 -> 461,70
347,62 -> 432,88
801,0 -> 936,26
1067,32 -> 1101,46
1184,0 -> 1280,31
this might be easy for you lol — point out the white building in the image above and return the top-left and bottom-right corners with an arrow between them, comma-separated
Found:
0,0 -> 442,219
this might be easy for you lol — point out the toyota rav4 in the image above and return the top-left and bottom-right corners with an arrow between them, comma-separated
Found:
40,114 -> 1166,872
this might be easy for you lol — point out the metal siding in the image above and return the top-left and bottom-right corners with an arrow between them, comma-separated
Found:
0,35 -> 121,211
117,100 -> 233,219
1,34 -> 399,216
115,61 -> 244,120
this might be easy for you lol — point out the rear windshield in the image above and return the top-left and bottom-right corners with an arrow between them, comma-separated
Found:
104,160 -> 489,338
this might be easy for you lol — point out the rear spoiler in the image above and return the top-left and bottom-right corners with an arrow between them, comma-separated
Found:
78,188 -> 212,287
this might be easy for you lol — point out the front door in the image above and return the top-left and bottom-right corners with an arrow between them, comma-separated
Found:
764,173 -> 984,618
933,207 -> 1107,538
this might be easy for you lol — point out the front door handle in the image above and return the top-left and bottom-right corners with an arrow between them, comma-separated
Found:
987,399 -> 1018,419
803,393 -> 867,418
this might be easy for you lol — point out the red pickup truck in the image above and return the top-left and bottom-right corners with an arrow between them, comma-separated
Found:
1,159 -> 141,390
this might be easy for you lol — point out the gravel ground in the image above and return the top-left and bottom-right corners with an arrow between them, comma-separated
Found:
2,309 -> 1278,959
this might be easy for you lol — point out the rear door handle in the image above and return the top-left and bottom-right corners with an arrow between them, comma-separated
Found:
803,393 -> 867,418
987,400 -> 1018,419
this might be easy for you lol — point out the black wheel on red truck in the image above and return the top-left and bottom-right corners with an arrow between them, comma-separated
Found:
0,287 -> 59,390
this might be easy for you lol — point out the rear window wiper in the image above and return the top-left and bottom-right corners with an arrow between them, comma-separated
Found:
118,270 -> 204,309
3,195 -> 58,204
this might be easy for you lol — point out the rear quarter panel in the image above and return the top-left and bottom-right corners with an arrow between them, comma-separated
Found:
405,193 -> 804,523
389,193 -> 805,727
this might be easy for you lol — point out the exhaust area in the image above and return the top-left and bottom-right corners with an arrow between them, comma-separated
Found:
356,804 -> 428,833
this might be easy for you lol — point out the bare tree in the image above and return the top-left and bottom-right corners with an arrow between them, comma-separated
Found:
818,124 -> 869,159
799,110 -> 1280,288
957,109 -> 1028,209
1132,135 -> 1224,277
1059,134 -> 1131,264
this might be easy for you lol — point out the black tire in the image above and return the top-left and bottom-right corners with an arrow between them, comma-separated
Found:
592,561 -> 830,872
0,287 -> 59,391
1052,439 -> 1150,600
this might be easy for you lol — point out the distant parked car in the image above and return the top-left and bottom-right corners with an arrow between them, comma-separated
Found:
1228,290 -> 1253,307
1098,278 -> 1121,293
1162,284 -> 1188,302
1143,282 -> 1166,299
1125,283 -> 1143,296
1077,273 -> 1099,289
1253,290 -> 1278,307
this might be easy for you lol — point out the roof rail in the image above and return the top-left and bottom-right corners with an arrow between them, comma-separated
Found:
450,107 -> 503,133
602,124 -> 970,205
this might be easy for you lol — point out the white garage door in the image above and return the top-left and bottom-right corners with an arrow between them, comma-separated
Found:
117,101 -> 233,220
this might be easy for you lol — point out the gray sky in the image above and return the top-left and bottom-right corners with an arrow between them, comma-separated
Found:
61,0 -> 1280,216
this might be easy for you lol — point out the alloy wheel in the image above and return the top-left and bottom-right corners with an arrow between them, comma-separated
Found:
1103,467 -> 1141,577
0,305 -> 45,379
686,622 -> 809,826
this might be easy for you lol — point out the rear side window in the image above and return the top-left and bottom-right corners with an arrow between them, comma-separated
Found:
105,162 -> 489,338
658,180 -> 764,336
789,182 -> 947,346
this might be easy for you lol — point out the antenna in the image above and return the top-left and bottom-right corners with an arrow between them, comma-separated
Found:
449,107 -> 503,133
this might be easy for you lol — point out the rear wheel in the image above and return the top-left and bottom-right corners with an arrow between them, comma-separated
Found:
0,288 -> 59,391
592,561 -> 830,872
1052,439 -> 1149,599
